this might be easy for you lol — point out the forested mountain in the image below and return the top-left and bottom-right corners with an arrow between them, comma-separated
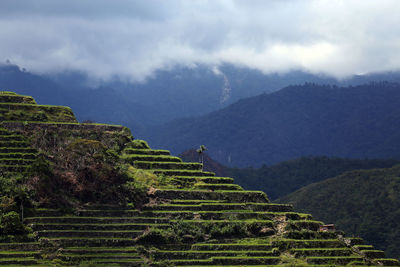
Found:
147,82 -> 400,167
179,150 -> 400,201
228,156 -> 400,200
2,63 -> 332,130
280,164 -> 400,260
3,62 -> 400,142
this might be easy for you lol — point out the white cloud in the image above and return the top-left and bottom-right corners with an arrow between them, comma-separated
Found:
0,0 -> 399,81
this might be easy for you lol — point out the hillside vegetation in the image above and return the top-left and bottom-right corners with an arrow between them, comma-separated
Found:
148,82 -> 400,167
229,156 -> 400,200
179,149 -> 400,200
0,91 -> 399,266
281,164 -> 400,260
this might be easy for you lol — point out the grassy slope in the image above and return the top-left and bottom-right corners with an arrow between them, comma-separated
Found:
280,164 -> 400,259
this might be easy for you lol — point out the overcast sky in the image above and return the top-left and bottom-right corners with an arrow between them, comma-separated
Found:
0,0 -> 399,81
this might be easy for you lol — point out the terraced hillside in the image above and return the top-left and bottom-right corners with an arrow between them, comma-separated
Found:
0,126 -> 38,176
0,91 -> 76,123
0,91 -> 399,266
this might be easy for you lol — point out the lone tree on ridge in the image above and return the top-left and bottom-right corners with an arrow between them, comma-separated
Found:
196,145 -> 207,170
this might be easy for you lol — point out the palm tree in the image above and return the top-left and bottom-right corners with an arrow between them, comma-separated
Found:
196,145 -> 207,170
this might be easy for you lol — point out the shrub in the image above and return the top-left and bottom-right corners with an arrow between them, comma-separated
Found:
135,228 -> 177,244
0,211 -> 25,235
0,196 -> 17,214
25,139 -> 146,207
136,220 -> 274,245
208,221 -> 245,239
245,220 -> 275,236
127,139 -> 150,149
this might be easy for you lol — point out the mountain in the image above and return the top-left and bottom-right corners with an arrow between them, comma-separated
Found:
1,91 -> 399,266
178,151 -> 400,201
178,150 -> 400,201
146,82 -> 400,167
5,63 -> 327,130
4,62 -> 400,141
280,164 -> 400,260
228,156 -> 400,200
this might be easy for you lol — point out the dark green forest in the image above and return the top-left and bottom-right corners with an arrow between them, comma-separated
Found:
181,150 -> 400,201
228,156 -> 400,200
281,164 -> 400,259
148,82 -> 400,167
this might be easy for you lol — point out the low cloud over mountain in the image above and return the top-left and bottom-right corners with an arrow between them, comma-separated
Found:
1,0 -> 400,81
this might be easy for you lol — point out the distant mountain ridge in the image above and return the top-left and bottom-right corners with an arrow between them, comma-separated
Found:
146,82 -> 400,167
178,150 -> 400,201
4,62 -> 400,142
229,156 -> 400,200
